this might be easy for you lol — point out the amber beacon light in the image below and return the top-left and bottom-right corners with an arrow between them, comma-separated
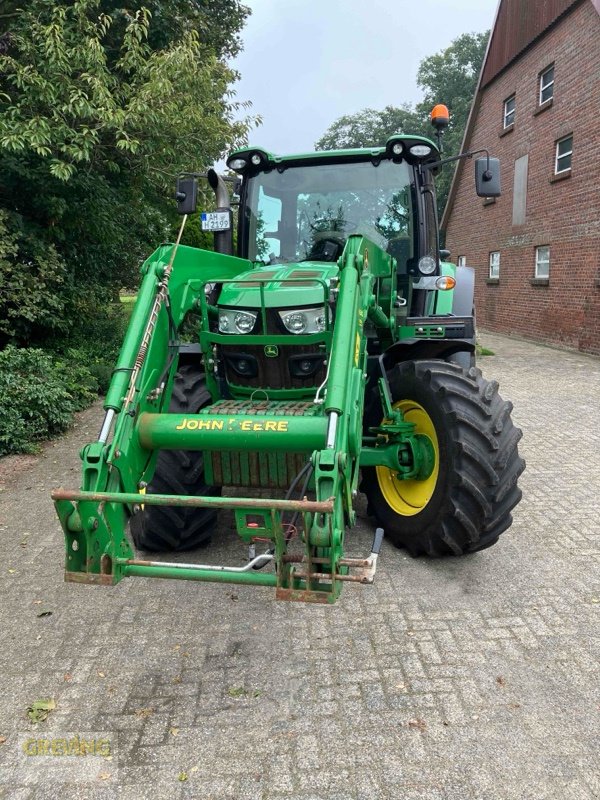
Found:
430,104 -> 450,130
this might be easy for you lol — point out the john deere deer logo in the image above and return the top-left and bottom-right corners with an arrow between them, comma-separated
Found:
264,345 -> 279,358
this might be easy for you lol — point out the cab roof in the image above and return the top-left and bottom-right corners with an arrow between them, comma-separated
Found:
227,134 -> 441,173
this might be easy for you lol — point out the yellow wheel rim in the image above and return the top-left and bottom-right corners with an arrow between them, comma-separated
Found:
376,400 -> 439,516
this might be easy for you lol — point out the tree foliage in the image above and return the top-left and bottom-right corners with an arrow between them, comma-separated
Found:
0,0 -> 255,346
315,31 -> 489,215
416,31 -> 489,212
416,31 -> 488,133
315,104 -> 426,151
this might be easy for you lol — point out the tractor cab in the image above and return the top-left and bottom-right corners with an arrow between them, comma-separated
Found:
228,136 -> 441,282
201,137 -> 452,397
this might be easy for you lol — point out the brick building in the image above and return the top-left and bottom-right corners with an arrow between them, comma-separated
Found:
442,0 -> 600,355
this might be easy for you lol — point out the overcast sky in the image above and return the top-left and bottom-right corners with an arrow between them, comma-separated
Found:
230,0 -> 498,155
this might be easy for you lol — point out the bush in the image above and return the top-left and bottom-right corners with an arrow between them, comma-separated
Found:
88,362 -> 115,395
69,302 -> 130,361
47,302 -> 131,395
52,350 -> 100,409
0,209 -> 69,347
0,346 -> 97,456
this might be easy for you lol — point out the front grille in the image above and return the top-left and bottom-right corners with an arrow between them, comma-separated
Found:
201,400 -> 320,488
218,343 -> 327,390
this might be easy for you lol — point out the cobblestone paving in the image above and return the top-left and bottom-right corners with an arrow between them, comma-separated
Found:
0,332 -> 599,799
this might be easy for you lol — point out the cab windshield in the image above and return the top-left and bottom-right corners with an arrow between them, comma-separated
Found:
244,159 -> 415,268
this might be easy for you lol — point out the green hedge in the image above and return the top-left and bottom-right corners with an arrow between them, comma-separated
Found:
51,302 -> 131,394
0,346 -> 98,456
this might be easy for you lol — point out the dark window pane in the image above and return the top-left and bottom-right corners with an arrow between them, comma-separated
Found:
504,96 -> 515,127
555,136 -> 573,173
557,136 -> 572,157
541,84 -> 553,103
540,66 -> 554,104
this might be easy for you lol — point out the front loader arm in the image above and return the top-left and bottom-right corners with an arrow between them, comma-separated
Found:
99,244 -> 249,493
300,237 -> 394,600
54,244 -> 249,582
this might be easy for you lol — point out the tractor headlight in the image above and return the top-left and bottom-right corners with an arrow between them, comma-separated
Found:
218,309 -> 258,334
279,307 -> 328,335
409,144 -> 432,157
418,256 -> 437,275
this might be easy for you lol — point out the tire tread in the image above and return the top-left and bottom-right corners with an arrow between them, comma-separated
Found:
129,364 -> 219,552
361,359 -> 525,556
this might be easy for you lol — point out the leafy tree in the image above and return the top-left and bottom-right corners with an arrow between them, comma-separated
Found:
315,31 -> 489,215
0,0 -> 255,347
96,1 -> 250,60
415,31 -> 489,212
315,104 -> 426,150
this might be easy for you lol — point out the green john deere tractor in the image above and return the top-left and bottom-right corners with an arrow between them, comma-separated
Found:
52,120 -> 525,604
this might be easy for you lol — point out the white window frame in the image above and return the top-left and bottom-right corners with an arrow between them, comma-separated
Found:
489,251 -> 500,279
539,65 -> 554,105
457,255 -> 466,267
503,95 -> 516,128
555,135 -> 573,174
535,246 -> 550,279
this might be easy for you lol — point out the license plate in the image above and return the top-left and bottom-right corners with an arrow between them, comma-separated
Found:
201,211 -> 231,231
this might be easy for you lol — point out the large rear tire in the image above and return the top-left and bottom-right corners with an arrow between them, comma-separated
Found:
129,364 -> 219,552
361,360 -> 525,556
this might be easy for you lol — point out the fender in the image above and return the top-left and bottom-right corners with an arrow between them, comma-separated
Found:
380,337 -> 475,369
452,265 -> 475,317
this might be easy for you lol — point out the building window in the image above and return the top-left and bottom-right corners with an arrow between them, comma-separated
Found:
457,255 -> 466,266
489,251 -> 500,279
539,65 -> 554,104
503,95 -> 516,128
555,135 -> 573,174
535,246 -> 550,279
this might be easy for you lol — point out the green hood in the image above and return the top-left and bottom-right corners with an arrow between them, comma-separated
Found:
218,261 -> 338,309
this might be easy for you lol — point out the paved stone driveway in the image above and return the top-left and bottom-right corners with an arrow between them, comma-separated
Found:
0,332 -> 598,800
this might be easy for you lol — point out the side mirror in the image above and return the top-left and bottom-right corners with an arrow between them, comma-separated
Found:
475,157 -> 501,197
175,176 -> 198,214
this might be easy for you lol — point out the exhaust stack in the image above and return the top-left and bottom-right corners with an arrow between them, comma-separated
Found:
207,168 -> 233,255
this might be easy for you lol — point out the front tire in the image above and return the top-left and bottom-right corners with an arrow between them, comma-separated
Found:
361,360 -> 525,556
129,364 -> 220,552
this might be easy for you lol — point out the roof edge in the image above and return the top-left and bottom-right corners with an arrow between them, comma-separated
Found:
480,0 -> 584,89
441,0 -> 589,230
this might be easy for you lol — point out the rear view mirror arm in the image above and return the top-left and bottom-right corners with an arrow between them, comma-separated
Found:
424,148 -> 490,173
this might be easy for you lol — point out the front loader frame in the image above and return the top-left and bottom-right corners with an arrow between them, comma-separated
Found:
52,235 -> 452,603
